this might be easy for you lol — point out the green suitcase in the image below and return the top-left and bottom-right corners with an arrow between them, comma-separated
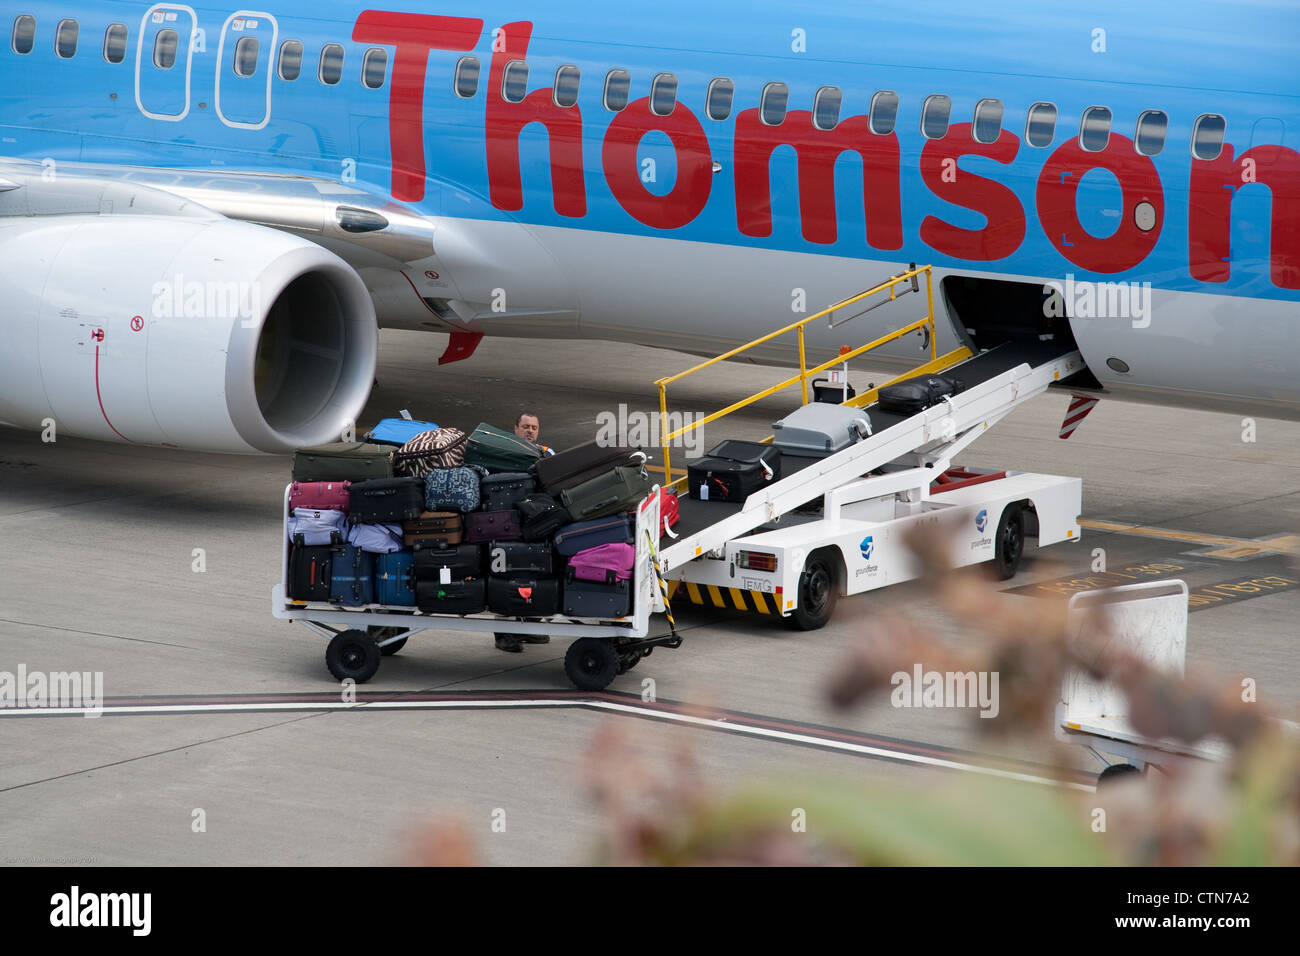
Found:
292,442 -> 395,482
559,465 -> 653,521
463,423 -> 543,474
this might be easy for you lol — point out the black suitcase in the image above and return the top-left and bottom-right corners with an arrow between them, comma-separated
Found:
560,465 -> 653,521
412,542 -> 482,580
687,440 -> 781,502
485,541 -> 554,576
562,577 -> 632,618
876,374 -> 967,415
348,477 -> 425,523
532,441 -> 641,496
553,515 -> 636,556
416,578 -> 486,614
487,577 -> 561,617
516,493 -> 573,542
288,544 -> 334,602
480,472 -> 536,511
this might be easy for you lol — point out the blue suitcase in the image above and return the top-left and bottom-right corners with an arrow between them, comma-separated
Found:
367,417 -> 440,446
375,551 -> 416,606
553,515 -> 635,556
329,544 -> 376,606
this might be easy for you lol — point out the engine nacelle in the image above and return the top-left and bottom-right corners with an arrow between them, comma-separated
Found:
0,215 -> 376,452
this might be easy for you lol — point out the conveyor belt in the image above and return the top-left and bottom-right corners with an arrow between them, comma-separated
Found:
669,341 -> 1070,542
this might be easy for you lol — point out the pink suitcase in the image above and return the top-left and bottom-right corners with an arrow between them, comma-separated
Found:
568,543 -> 635,584
289,480 -> 352,514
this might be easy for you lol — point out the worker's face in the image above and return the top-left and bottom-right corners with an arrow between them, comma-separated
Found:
515,416 -> 540,442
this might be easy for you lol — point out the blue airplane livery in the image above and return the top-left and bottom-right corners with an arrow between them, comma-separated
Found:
0,1 -> 1296,452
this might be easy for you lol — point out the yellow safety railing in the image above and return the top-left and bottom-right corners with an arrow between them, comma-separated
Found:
655,264 -> 946,487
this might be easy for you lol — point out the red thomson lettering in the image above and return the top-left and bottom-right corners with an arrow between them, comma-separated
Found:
920,122 -> 1025,261
602,98 -> 712,229
486,22 -> 586,218
352,10 -> 484,203
733,110 -> 902,248
1036,134 -> 1162,273
1188,144 -> 1300,289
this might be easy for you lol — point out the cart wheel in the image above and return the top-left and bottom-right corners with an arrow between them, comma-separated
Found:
379,636 -> 408,657
994,504 -> 1025,580
785,551 -> 839,630
1097,763 -> 1142,786
565,638 -> 619,691
326,629 -> 381,683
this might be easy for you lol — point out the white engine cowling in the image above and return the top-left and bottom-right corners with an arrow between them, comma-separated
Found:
0,215 -> 377,453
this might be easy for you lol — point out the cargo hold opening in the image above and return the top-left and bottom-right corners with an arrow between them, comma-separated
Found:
942,276 -> 1101,389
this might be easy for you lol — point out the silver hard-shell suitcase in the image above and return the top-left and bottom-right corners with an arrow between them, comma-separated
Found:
771,403 -> 872,457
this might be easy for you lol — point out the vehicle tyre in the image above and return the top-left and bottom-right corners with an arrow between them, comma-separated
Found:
326,629 -> 381,683
565,638 -> 619,691
994,504 -> 1025,580
1098,763 -> 1142,785
785,551 -> 839,630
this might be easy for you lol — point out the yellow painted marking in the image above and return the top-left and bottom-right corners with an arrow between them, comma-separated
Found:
1080,519 -> 1300,557
728,587 -> 748,610
694,546 -> 702,556
666,580 -> 679,598
706,584 -> 727,608
685,582 -> 704,604
752,591 -> 771,614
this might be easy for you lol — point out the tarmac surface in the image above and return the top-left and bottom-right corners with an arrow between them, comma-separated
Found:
1,330 -> 1297,865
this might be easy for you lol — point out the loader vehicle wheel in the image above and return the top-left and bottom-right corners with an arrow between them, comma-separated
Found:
994,504 -> 1025,580
786,552 -> 838,631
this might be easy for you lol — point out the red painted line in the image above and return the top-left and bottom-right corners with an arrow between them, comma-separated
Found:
400,270 -> 440,315
1061,408 -> 1095,427
931,471 -> 1007,495
94,345 -> 130,442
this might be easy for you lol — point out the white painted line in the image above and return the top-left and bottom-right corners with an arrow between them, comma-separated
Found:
0,697 -> 1093,790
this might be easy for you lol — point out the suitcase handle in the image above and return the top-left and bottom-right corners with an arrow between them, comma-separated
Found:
759,459 -> 774,480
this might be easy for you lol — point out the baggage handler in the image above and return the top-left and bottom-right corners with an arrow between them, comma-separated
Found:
497,412 -> 553,653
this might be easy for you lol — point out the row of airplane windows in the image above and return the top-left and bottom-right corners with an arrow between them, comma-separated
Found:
11,14 -> 1229,160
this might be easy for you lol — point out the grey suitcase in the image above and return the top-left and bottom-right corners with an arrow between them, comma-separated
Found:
771,403 -> 872,458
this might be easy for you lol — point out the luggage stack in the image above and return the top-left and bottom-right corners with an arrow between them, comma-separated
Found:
285,424 -> 657,622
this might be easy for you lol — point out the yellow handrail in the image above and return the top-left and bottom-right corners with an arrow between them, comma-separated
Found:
655,264 -> 938,482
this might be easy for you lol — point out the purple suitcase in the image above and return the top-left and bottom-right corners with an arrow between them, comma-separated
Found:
465,509 -> 523,543
289,481 -> 351,513
567,543 -> 635,584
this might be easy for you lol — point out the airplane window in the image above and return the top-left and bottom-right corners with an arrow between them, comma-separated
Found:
55,18 -> 77,58
318,43 -> 344,86
12,15 -> 36,55
362,47 -> 387,89
706,77 -> 734,121
1192,113 -> 1226,160
813,86 -> 842,131
153,29 -> 179,70
233,36 -> 259,77
921,94 -> 951,139
103,23 -> 128,64
1025,102 -> 1057,147
603,69 -> 630,111
278,40 -> 303,81
760,82 -> 789,126
651,73 -> 678,116
869,90 -> 899,134
454,56 -> 479,97
973,98 -> 1003,144
502,60 -> 528,103
1080,105 -> 1112,152
1134,110 -> 1168,156
554,65 -> 580,108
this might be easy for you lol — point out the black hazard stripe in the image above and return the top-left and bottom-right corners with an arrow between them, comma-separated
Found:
667,580 -> 783,615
